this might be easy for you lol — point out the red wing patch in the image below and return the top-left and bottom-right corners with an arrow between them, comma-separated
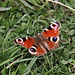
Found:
42,29 -> 60,37
14,37 -> 35,49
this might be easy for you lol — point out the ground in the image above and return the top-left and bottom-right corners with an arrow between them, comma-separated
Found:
0,0 -> 75,75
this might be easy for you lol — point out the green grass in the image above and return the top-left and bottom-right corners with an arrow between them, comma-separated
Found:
0,0 -> 75,75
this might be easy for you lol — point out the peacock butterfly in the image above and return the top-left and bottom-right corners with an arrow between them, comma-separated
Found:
14,22 -> 61,56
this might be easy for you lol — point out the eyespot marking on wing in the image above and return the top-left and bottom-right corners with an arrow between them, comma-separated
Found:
48,36 -> 59,43
50,23 -> 58,29
29,45 -> 37,55
16,38 -> 23,44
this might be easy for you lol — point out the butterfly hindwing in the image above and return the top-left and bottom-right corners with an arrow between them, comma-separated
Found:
29,44 -> 47,57
48,36 -> 60,50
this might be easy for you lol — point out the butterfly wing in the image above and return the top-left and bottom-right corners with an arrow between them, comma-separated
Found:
41,22 -> 61,50
14,37 -> 35,49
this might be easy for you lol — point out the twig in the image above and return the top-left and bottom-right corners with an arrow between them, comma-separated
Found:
60,60 -> 75,67
6,57 -> 22,69
47,0 -> 75,11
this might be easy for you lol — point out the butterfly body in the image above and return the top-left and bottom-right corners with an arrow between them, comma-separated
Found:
14,22 -> 61,56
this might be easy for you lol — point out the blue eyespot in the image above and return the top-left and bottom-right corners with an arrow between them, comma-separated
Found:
53,37 -> 57,42
30,48 -> 36,52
